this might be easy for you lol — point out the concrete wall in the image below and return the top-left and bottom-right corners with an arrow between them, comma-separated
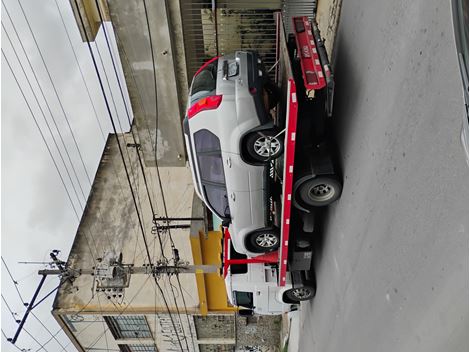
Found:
106,0 -> 187,167
52,133 -> 198,350
236,315 -> 281,348
194,315 -> 235,339
69,0 -> 188,166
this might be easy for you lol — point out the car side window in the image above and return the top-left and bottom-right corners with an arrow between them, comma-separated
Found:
197,154 -> 225,184
194,129 -> 220,153
204,185 -> 230,219
194,130 -> 230,218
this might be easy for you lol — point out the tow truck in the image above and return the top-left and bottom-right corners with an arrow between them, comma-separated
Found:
222,13 -> 341,315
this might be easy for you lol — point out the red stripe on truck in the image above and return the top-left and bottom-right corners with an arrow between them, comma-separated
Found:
278,78 -> 298,286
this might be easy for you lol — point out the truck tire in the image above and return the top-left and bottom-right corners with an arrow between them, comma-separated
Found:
296,175 -> 342,207
246,228 -> 280,253
246,129 -> 284,162
284,286 -> 316,303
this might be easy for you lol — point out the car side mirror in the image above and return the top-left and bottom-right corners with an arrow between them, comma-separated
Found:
238,309 -> 254,317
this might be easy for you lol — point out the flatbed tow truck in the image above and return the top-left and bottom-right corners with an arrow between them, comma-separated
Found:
222,13 -> 342,315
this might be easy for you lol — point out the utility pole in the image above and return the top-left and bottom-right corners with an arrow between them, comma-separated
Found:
152,216 -> 204,231
8,250 -> 220,348
7,250 -> 73,345
38,264 -> 220,276
8,275 -> 47,344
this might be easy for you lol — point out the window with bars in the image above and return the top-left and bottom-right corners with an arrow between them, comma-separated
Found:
104,316 -> 152,339
118,344 -> 158,352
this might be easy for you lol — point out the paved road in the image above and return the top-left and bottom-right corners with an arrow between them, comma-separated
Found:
299,0 -> 469,351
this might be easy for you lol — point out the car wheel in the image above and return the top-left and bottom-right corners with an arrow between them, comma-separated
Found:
296,175 -> 342,207
246,129 -> 284,162
284,286 -> 316,303
247,228 -> 280,253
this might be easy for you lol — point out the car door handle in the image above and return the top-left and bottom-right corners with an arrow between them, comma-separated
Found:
226,157 -> 231,167
230,193 -> 236,201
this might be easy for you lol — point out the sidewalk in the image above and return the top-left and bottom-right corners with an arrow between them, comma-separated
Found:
280,309 -> 301,352
316,0 -> 343,59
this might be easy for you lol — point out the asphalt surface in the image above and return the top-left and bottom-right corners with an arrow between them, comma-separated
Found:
299,1 -> 469,351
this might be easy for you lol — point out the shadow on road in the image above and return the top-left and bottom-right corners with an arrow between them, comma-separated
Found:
307,27 -> 360,276
330,27 -> 362,155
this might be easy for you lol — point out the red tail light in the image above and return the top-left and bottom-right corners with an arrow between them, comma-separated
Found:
187,95 -> 223,119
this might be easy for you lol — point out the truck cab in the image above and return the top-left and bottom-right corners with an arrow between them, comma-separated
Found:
223,237 -> 293,315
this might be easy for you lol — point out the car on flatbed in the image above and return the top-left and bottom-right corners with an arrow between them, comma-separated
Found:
183,51 -> 285,256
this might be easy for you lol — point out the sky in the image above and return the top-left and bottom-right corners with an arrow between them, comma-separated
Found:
1,0 -> 131,350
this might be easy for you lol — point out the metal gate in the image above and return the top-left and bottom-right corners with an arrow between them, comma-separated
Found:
180,0 -> 317,81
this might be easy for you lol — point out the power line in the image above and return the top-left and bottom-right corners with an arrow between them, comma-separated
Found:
72,275 -> 151,352
53,0 -> 107,140
93,0 -> 165,261
31,312 -> 67,351
95,292 -> 110,352
1,329 -> 28,352
22,328 -> 51,352
141,2 -> 192,349
1,18 -> 85,210
1,270 -> 51,352
72,2 -> 185,350
2,294 -> 20,321
17,0 -> 94,188
34,328 -> 63,352
141,0 -> 177,251
2,257 -> 26,303
4,2 -> 112,266
166,275 -> 190,351
1,49 -> 81,220
92,37 -> 148,257
2,263 -> 64,349
3,0 -> 88,208
53,0 -> 143,255
175,274 -> 197,350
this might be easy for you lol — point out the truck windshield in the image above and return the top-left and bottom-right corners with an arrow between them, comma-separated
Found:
234,291 -> 253,309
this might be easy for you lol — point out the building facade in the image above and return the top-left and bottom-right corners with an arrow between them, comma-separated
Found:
52,133 -> 280,351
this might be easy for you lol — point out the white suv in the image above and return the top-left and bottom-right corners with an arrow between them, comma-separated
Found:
183,51 -> 283,256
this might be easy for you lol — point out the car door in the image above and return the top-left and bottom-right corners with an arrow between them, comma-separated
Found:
221,150 -> 255,230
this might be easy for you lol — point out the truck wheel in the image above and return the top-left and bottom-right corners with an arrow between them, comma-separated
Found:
246,129 -> 284,162
247,228 -> 280,253
284,286 -> 316,302
296,176 -> 342,207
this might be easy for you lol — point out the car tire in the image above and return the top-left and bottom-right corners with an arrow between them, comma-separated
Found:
283,286 -> 316,303
296,175 -> 342,207
246,129 -> 284,162
247,228 -> 280,253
